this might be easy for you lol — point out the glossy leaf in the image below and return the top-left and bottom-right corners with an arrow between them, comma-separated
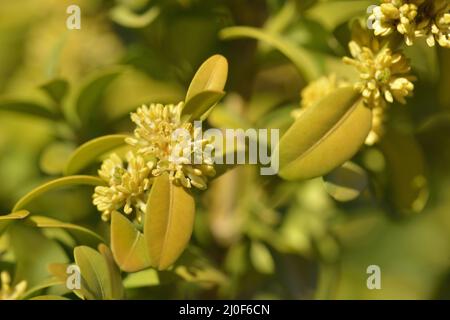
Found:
13,176 -> 105,212
74,246 -> 113,300
111,211 -> 151,272
0,210 -> 30,235
323,161 -> 368,202
144,174 -> 196,270
98,244 -> 124,300
64,134 -> 128,175
219,26 -> 322,81
275,87 -> 372,180
123,269 -> 160,288
181,90 -> 225,122
186,55 -> 228,102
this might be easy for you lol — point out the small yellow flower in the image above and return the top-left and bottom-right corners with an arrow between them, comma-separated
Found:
343,40 -> 415,108
370,0 -> 450,47
126,103 -> 216,190
93,152 -> 152,222
0,271 -> 27,300
343,23 -> 415,144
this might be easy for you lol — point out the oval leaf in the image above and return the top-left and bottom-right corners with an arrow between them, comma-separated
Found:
186,55 -> 228,102
98,244 -> 124,300
13,176 -> 105,212
111,211 -> 151,272
275,87 -> 372,180
74,246 -> 113,300
323,161 -> 368,202
64,134 -> 128,176
144,174 -> 195,270
181,90 -> 225,122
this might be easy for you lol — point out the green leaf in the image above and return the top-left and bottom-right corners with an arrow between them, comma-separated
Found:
13,175 -> 106,212
21,277 -> 64,300
40,79 -> 69,105
379,130 -> 429,215
110,5 -> 160,28
98,244 -> 124,300
250,241 -> 275,274
323,161 -> 368,202
64,134 -> 128,176
0,100 -> 59,120
144,174 -> 196,270
111,211 -> 151,272
74,69 -> 122,126
219,26 -> 322,81
186,55 -> 228,102
48,262 -> 89,300
10,224 -> 68,288
26,216 -> 104,247
40,142 -> 76,175
182,90 -> 225,122
123,269 -> 160,288
275,87 -> 372,180
74,246 -> 113,300
0,210 -> 30,235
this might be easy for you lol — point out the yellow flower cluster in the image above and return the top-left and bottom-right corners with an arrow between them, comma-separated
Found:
126,103 -> 216,190
370,0 -> 450,47
342,25 -> 415,144
93,152 -> 152,222
93,103 -> 216,221
343,40 -> 415,108
0,271 -> 27,300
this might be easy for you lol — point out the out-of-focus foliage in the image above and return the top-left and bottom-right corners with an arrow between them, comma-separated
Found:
1,0 -> 450,300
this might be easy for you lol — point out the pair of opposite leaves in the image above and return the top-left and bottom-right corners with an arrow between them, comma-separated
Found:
111,55 -> 228,272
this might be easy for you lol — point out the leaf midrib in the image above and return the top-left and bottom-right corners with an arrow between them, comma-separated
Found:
283,96 -> 362,172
